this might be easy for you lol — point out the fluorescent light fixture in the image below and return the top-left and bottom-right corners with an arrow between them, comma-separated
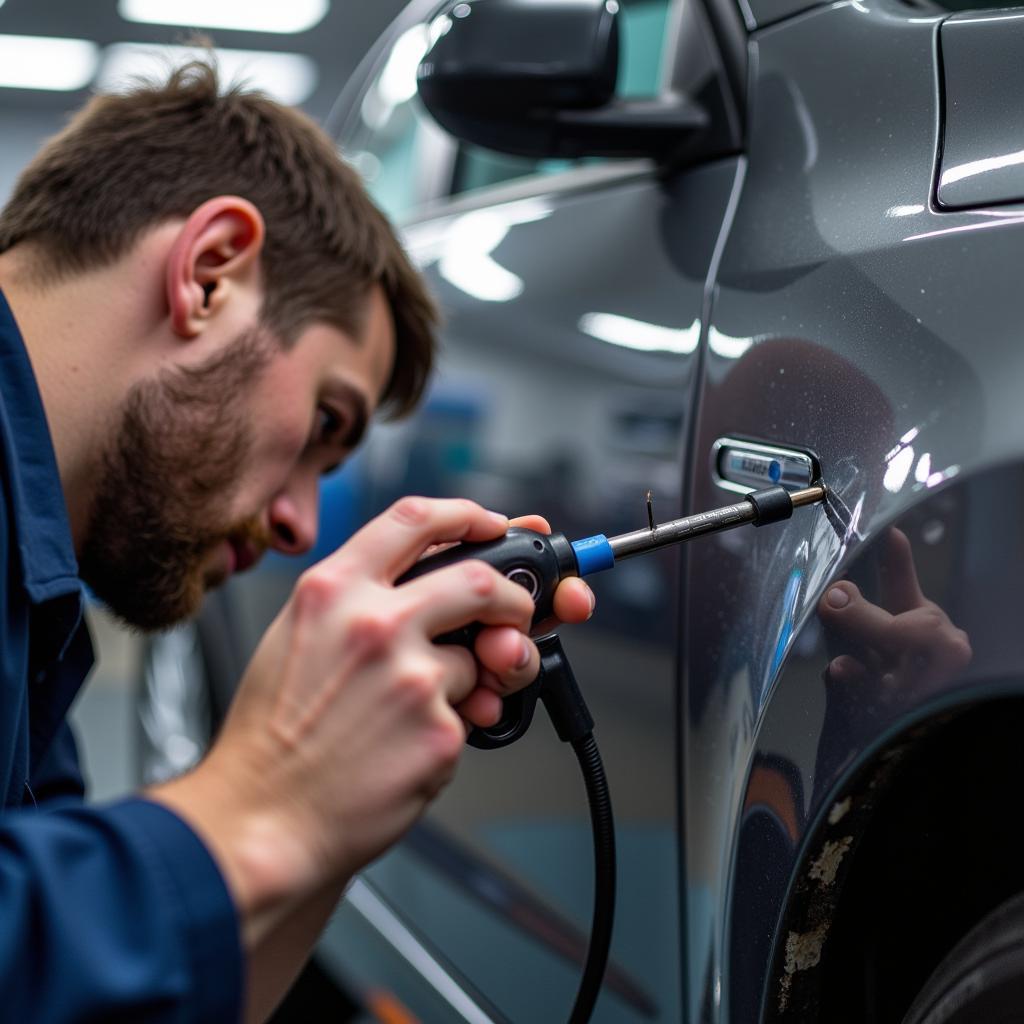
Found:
579,313 -> 700,355
0,35 -> 98,91
118,0 -> 329,34
97,43 -> 318,106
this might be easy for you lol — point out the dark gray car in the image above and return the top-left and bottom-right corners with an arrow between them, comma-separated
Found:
138,0 -> 1024,1020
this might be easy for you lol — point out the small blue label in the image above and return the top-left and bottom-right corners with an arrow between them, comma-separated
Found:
571,534 -> 615,576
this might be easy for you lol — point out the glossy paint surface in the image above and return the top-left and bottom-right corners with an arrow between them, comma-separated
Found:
686,0 -> 1024,1019
938,11 -> 1024,208
743,469 -> 1024,1021
738,0 -> 829,32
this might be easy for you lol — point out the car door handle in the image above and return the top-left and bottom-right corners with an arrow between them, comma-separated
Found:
711,437 -> 819,493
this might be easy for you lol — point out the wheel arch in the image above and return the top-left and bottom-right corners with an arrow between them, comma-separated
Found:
762,688 -> 1024,1023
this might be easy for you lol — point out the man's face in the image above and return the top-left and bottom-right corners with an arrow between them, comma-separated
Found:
79,287 -> 396,631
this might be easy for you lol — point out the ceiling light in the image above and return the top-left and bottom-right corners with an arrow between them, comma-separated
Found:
97,44 -> 318,106
0,35 -> 98,91
118,0 -> 329,34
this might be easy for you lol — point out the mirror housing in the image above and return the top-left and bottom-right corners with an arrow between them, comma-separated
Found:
417,0 -> 708,162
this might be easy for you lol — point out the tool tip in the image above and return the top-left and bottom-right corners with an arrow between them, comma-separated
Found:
791,483 -> 827,508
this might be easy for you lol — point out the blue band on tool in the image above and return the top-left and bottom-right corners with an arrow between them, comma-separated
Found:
571,534 -> 615,576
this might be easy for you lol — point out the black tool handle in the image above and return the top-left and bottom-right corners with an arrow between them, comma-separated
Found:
396,527 -> 579,748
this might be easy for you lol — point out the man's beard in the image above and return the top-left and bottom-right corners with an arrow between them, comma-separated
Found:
79,330 -> 276,632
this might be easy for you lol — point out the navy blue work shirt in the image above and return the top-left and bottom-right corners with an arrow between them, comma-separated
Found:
0,291 -> 242,1020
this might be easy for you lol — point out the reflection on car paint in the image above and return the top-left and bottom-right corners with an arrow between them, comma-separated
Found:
408,198 -> 555,303
738,475 -> 998,1019
767,567 -> 804,689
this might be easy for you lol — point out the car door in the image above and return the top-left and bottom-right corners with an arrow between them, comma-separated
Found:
683,0 -> 1024,1020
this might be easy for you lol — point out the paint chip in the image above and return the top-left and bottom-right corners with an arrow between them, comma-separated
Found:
809,837 -> 853,887
827,797 -> 851,825
784,923 -> 829,972
779,922 -> 831,1010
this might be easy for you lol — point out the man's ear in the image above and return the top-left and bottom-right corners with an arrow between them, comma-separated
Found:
165,196 -> 265,338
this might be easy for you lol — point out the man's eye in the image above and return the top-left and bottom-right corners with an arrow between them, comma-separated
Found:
313,405 -> 346,446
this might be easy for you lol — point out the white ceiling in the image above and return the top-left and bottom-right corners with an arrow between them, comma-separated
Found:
0,0 -> 409,200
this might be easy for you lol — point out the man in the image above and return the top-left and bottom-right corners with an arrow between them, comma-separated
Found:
0,62 -> 594,1021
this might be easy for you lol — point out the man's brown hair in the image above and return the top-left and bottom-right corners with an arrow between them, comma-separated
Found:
0,60 -> 436,418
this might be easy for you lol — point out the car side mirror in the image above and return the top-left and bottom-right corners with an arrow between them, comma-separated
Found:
416,0 -> 708,162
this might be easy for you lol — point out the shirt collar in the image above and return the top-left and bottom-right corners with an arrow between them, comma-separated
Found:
0,289 -> 81,605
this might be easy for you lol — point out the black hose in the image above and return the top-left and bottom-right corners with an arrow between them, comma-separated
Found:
568,732 -> 616,1024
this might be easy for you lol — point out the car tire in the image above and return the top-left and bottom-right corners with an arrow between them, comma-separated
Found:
903,891 -> 1024,1024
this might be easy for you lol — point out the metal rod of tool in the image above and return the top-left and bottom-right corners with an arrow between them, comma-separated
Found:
608,500 -> 755,559
607,484 -> 826,561
790,485 -> 826,508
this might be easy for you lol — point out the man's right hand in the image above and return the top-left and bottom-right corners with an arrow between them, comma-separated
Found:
150,497 -> 548,951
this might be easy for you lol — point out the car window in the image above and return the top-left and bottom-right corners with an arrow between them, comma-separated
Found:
344,0 -> 673,219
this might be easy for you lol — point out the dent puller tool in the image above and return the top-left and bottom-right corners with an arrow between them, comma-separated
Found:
402,483 -> 826,750
574,482 -> 825,576
397,482 -> 826,1024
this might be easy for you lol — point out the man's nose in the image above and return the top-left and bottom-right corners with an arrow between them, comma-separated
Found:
267,473 -> 319,556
